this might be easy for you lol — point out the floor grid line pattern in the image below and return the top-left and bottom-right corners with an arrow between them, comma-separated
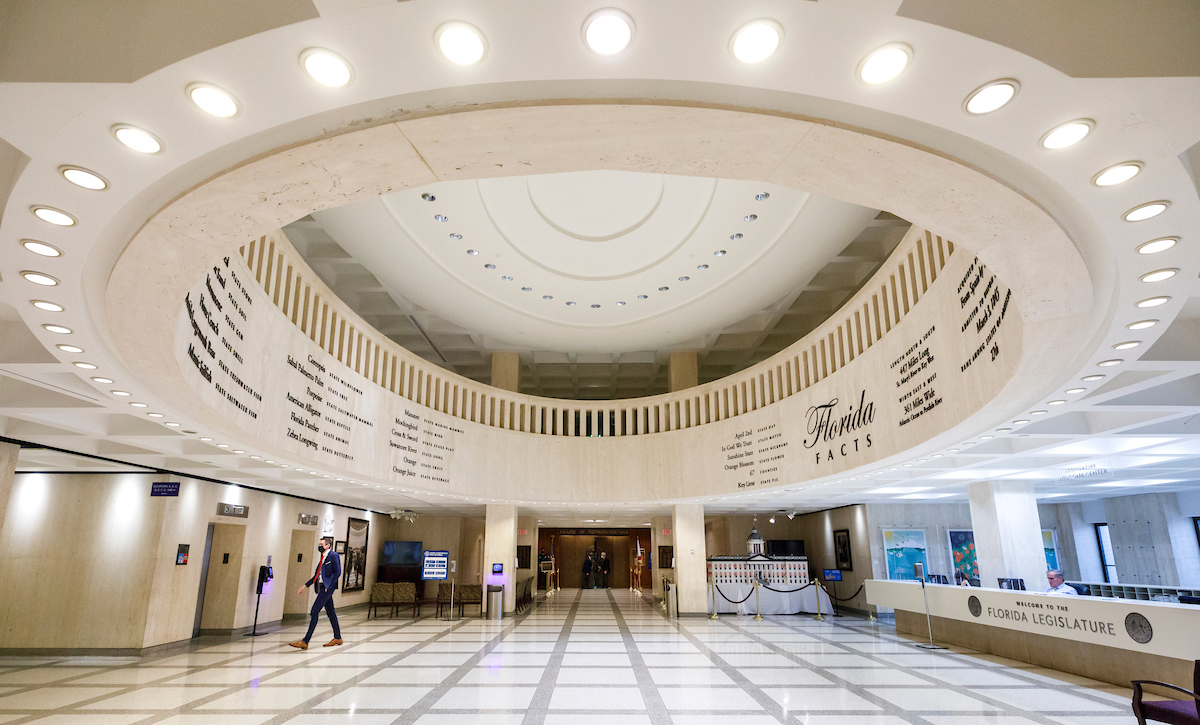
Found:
0,588 -> 1158,725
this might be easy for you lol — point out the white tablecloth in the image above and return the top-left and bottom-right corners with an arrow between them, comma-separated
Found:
709,583 -> 834,615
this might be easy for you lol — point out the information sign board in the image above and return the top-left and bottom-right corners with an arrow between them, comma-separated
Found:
823,569 -> 843,581
422,550 -> 450,580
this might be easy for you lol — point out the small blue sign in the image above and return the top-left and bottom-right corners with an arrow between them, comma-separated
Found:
422,550 -> 450,580
823,569 -> 843,581
151,482 -> 180,497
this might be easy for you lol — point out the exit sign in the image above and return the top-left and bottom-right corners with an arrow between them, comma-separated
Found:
517,529 -> 527,536
662,528 -> 671,535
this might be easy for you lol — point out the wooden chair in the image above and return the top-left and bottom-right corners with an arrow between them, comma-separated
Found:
457,584 -> 484,617
1133,660 -> 1199,725
394,581 -> 419,618
367,582 -> 394,619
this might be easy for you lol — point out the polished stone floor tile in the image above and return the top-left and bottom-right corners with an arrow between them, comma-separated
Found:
264,666 -> 369,684
741,668 -> 835,686
72,668 -> 192,685
459,667 -> 547,684
971,687 -> 1121,712
865,687 -> 1003,711
914,667 -> 1038,687
548,686 -> 645,710
317,685 -> 431,710
194,686 -> 331,710
648,668 -> 734,685
765,687 -> 882,712
164,667 -> 279,685
415,715 -> 525,725
19,716 -> 148,725
433,685 -> 536,709
543,715 -> 652,725
0,668 -> 100,685
638,653 -> 712,668
555,667 -> 638,685
823,668 -> 931,685
658,686 -> 763,711
87,686 -> 228,710
559,653 -> 629,667
0,687 -> 123,709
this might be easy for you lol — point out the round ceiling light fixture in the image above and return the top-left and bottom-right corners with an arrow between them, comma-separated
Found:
22,271 -> 59,286
501,275 -> 513,281
714,250 -> 726,256
1126,320 -> 1157,330
1136,296 -> 1170,308
300,48 -> 354,87
111,390 -> 131,397
1096,359 -> 1123,367
637,294 -> 648,300
730,19 -> 782,64
730,233 -> 742,240
590,304 -> 601,309
434,214 -> 448,222
521,286 -> 532,292
1092,161 -> 1142,187
450,233 -> 462,239
658,286 -> 669,292
1139,268 -> 1177,283
697,264 -> 709,270
565,301 -> 576,307
543,295 -> 553,300
1123,201 -> 1169,222
42,324 -> 72,334
1112,341 -> 1141,350
59,166 -> 108,191
583,9 -> 634,56
466,249 -> 479,256
678,276 -> 690,282
186,83 -> 240,118
31,300 -> 63,312
21,240 -> 62,257
744,214 -> 757,222
111,124 -> 163,154
1136,237 -> 1177,255
857,42 -> 912,84
484,263 -> 496,270
1040,119 -> 1093,149
31,206 -> 76,226
1080,375 -> 1105,382
57,344 -> 84,353
91,377 -> 113,384
1048,399 -> 1066,405
964,79 -> 1018,114
615,301 -> 626,306
436,22 -> 487,65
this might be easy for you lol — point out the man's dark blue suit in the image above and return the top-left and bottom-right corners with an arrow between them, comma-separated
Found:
303,548 -> 342,644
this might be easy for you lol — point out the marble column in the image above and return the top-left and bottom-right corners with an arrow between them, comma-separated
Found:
672,503 -> 707,615
0,441 -> 17,544
484,503 -> 518,613
491,351 -> 520,393
968,481 -> 1048,591
668,351 -> 698,392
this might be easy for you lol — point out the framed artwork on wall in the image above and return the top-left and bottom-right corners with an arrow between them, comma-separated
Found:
833,529 -> 853,571
882,528 -> 929,581
517,545 -> 532,569
947,529 -> 979,581
659,546 -> 674,569
342,517 -> 370,592
1042,529 -> 1059,571
335,540 -> 346,554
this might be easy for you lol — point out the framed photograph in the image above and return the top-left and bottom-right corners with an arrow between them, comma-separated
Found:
947,529 -> 979,580
882,528 -> 929,581
335,540 -> 346,554
658,546 -> 674,569
342,517 -> 370,592
833,529 -> 852,571
516,545 -> 532,569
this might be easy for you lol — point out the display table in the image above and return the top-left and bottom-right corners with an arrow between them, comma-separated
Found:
709,583 -> 833,615
866,579 -> 1200,689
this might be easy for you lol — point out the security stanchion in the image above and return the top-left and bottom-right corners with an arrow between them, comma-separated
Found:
709,575 -> 719,620
813,579 -> 826,621
753,579 -> 764,621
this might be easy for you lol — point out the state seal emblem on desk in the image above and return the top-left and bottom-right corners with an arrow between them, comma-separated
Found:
1124,612 -> 1153,644
968,595 -> 982,617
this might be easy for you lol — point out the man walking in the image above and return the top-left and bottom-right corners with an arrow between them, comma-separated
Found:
290,535 -> 344,650
598,551 -> 611,588
581,553 -> 593,590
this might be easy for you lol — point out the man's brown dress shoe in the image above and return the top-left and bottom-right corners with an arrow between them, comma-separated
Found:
324,638 -> 344,647
288,640 -> 309,650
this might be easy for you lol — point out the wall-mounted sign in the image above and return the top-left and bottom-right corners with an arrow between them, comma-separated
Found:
218,502 -> 249,518
662,528 -> 671,536
298,513 -> 318,526
517,528 -> 527,536
176,544 -> 190,565
151,482 -> 180,497
823,569 -> 842,581
322,513 -> 336,536
422,550 -> 449,580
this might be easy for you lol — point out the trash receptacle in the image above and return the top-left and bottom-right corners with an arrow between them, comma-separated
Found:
487,585 -> 504,620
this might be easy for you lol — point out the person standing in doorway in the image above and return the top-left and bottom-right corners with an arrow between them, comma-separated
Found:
598,551 -> 611,588
290,535 -> 343,650
581,553 -> 593,589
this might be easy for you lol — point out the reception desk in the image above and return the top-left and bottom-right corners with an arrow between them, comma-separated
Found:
866,579 -> 1200,689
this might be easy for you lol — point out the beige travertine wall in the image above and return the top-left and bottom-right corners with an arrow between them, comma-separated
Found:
0,471 -> 379,651
516,516 -> 539,584
791,505 -> 874,613
200,523 -> 246,631
382,514 -> 487,599
650,515 -> 673,599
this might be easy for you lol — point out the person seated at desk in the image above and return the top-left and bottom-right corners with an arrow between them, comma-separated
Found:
1045,569 -> 1078,596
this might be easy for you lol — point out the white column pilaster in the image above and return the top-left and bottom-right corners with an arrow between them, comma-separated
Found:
968,480 -> 1048,591
484,504 -> 518,613
672,504 -> 707,615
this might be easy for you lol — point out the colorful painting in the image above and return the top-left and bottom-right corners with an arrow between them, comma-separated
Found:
1043,529 -> 1059,571
948,529 -> 979,580
883,528 -> 929,581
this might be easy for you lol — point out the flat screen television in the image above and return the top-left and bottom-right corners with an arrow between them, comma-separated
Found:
383,541 -> 422,566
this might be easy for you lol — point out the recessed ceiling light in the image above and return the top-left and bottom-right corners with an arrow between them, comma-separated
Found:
615,301 -> 626,306
1093,162 -> 1142,187
1123,201 -> 1169,222
501,275 -> 513,281
996,427 -> 1012,432
130,402 -> 147,408
1031,410 -> 1047,416
1112,341 -> 1140,350
964,79 -> 1018,114
31,300 -> 63,312
658,286 -> 669,291
730,233 -> 742,240
111,124 -> 163,154
148,413 -> 164,418
187,83 -> 240,117
466,249 -> 479,255
755,192 -> 770,201
1040,119 -> 1093,149
57,344 -> 84,353
91,377 -> 113,384
521,286 -> 532,292
200,437 -> 212,441
1139,268 -> 1177,283
1065,387 -> 1086,394
32,206 -> 76,226
1081,374 -> 1105,382
59,166 -> 108,190
743,214 -> 757,222
111,390 -> 131,396
450,233 -> 462,239
637,294 -> 648,300
42,324 -> 72,334
434,214 -> 448,222
1126,320 -> 1157,330
980,435 -> 993,440
678,276 -> 689,282
858,42 -> 912,84
72,362 -> 96,369
590,304 -> 601,308
436,22 -> 487,65
1097,359 -> 1122,367
566,301 -> 576,306
697,264 -> 709,270
484,263 -> 496,269
22,240 -> 62,257
1136,237 -> 1177,254
583,9 -> 634,55
1136,296 -> 1170,308
730,19 -> 782,64
300,48 -> 353,87
1013,419 -> 1029,425
165,422 -> 181,427
714,250 -> 726,256
22,271 -> 59,286
234,450 -> 244,454
543,295 -> 553,300
1048,400 -> 1066,405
